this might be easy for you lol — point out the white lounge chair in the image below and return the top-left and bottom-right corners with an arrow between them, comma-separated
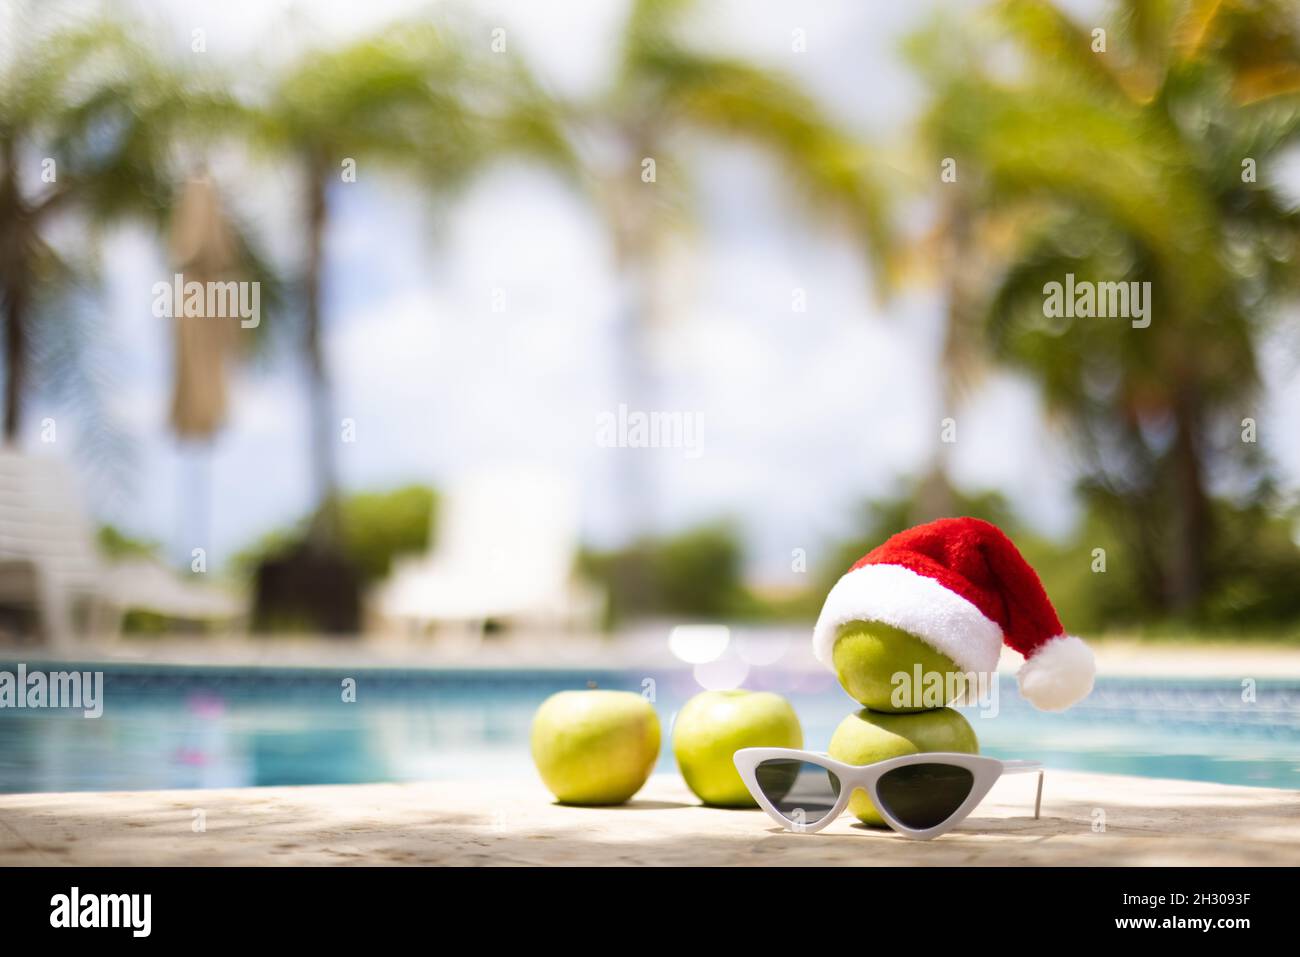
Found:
0,449 -> 243,646
0,451 -> 105,648
374,469 -> 602,633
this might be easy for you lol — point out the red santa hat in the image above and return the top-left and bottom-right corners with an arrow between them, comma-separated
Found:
813,516 -> 1095,711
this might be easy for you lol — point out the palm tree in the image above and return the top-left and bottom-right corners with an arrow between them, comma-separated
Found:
2,8 -> 277,565
243,17 -> 570,630
0,13 -> 190,446
909,0 -> 1300,615
580,0 -> 894,536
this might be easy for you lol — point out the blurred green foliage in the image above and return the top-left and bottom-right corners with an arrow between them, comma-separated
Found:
96,525 -> 162,561
584,482 -> 1300,640
579,522 -> 759,626
232,485 -> 437,585
785,483 -> 1300,638
336,485 -> 439,582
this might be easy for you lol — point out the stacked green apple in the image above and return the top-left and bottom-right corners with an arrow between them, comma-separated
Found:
827,620 -> 978,826
528,622 -> 978,815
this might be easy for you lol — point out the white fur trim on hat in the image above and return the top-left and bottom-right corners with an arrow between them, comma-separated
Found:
812,563 -> 1003,675
1016,634 -> 1095,711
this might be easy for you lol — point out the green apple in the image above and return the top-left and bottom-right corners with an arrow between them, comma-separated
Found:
828,707 -> 978,826
530,690 -> 661,805
673,690 -> 803,807
832,619 -> 970,712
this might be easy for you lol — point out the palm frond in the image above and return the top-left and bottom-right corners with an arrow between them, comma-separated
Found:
620,44 -> 895,287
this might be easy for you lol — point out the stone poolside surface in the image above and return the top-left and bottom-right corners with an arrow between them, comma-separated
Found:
2,636 -> 1297,865
2,770 -> 1297,866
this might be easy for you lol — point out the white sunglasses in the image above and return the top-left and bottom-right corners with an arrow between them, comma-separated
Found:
733,749 -> 1044,840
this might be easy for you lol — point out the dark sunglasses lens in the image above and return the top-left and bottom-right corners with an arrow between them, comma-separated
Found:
876,763 -> 976,830
754,760 -> 842,826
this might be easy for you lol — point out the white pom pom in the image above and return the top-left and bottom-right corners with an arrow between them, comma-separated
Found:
1016,634 -> 1095,711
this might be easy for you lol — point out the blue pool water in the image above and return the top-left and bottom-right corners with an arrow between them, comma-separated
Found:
0,661 -> 1296,793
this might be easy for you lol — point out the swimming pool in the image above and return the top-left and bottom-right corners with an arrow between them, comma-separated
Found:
0,661 -> 1296,793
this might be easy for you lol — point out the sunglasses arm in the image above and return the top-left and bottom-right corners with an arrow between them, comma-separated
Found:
999,761 -> 1044,820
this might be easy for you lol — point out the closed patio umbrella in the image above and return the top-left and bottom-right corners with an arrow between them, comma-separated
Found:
167,174 -> 245,439
166,174 -> 247,566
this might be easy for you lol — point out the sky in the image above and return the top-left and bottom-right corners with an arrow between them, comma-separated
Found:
21,0 -> 1300,582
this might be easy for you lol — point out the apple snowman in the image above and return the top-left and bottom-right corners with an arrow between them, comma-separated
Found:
814,516 -> 1095,825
